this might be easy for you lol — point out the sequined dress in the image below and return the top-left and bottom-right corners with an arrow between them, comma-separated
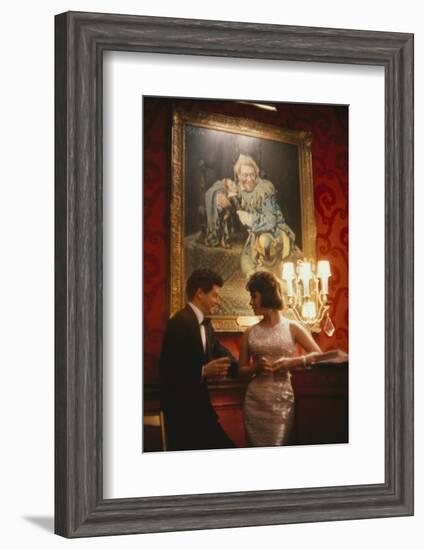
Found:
244,317 -> 296,447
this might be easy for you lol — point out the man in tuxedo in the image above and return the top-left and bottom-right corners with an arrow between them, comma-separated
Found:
159,269 -> 238,451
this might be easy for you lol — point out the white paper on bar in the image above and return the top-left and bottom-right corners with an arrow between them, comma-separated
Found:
103,51 -> 385,498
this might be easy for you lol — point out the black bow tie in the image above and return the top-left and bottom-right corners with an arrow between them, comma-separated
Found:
201,318 -> 211,326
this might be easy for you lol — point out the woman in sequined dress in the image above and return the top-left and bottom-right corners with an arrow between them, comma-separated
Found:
239,271 -> 322,447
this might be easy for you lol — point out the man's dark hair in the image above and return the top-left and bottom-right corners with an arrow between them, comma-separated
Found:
246,271 -> 284,310
186,269 -> 223,301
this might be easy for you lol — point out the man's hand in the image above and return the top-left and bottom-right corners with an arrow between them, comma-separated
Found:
202,357 -> 231,379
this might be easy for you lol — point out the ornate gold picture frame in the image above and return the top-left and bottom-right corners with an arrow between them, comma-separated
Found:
171,108 -> 317,331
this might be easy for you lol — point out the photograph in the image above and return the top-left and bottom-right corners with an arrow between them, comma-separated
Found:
143,97 -> 349,452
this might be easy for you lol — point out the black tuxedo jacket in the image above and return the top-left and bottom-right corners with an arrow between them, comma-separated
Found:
159,305 -> 237,449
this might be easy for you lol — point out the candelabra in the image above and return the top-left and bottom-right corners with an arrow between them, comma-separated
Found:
281,259 -> 335,335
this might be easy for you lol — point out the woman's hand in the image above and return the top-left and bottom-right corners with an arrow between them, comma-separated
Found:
306,351 -> 321,365
259,356 -> 294,373
257,356 -> 275,375
273,357 -> 293,371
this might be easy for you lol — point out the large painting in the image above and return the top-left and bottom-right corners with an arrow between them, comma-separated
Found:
171,110 -> 317,331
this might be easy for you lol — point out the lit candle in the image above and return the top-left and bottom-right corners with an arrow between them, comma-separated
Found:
302,300 -> 316,320
298,261 -> 312,297
317,260 -> 331,295
282,262 -> 295,296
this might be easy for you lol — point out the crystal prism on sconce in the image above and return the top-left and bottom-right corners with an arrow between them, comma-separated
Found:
281,259 -> 335,335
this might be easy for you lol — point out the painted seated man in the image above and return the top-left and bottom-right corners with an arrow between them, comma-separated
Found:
234,154 -> 296,276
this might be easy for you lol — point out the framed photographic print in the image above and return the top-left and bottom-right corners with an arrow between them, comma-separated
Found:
143,96 -> 348,453
55,11 -> 413,538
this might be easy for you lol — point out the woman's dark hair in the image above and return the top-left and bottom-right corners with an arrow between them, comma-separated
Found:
246,271 -> 284,310
186,269 -> 223,300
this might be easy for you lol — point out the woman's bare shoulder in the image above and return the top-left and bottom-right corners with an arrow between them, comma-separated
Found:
287,319 -> 303,335
242,326 -> 253,338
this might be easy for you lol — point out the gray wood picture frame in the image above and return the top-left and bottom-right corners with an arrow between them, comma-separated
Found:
55,11 -> 414,538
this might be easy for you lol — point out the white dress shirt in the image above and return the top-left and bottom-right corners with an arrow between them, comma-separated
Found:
188,302 -> 206,352
188,302 -> 208,380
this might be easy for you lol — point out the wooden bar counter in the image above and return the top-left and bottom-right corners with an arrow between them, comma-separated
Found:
144,362 -> 348,451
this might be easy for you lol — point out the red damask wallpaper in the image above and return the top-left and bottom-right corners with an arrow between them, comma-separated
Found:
143,98 -> 348,384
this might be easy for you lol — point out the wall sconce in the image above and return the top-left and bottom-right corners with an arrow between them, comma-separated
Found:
282,259 -> 335,335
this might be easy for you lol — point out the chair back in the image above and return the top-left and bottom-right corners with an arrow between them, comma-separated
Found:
143,410 -> 167,451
